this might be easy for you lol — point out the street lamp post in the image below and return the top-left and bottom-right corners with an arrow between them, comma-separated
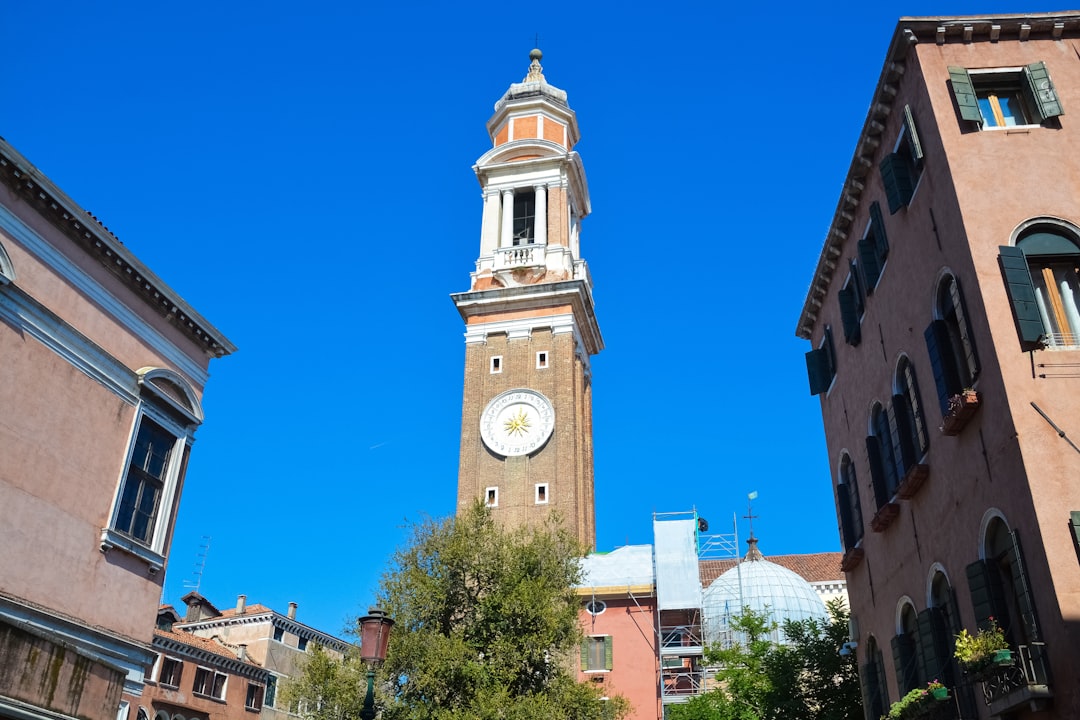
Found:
357,608 -> 394,720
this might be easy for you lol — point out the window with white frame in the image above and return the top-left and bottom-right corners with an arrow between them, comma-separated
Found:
193,667 -> 227,699
581,635 -> 612,672
485,487 -> 498,507
264,676 -> 278,708
1001,227 -> 1080,349
949,63 -> 1063,129
490,356 -> 502,374
102,369 -> 202,567
536,351 -> 548,369
116,701 -> 129,720
158,656 -> 182,687
512,190 -> 536,245
535,483 -> 548,504
246,682 -> 264,711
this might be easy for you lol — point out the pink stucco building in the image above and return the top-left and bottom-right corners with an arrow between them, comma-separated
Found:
798,13 -> 1080,720
0,137 -> 234,720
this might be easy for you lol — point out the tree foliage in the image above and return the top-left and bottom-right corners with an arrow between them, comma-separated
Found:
668,599 -> 861,720
285,503 -> 627,720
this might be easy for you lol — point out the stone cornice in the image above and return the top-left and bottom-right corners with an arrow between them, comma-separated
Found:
174,613 -> 350,653
451,279 -> 603,356
0,139 -> 236,358
153,635 -> 268,680
795,12 -> 1080,340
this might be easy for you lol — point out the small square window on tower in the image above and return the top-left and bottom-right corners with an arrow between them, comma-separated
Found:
490,356 -> 502,374
536,351 -> 548,369
535,483 -> 549,504
485,487 -> 499,507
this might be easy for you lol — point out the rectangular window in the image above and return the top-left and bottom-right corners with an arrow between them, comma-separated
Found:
273,626 -> 285,642
949,63 -> 1063,127
880,105 -> 924,214
159,656 -> 182,687
485,487 -> 498,507
535,483 -> 548,504
581,635 -> 613,672
247,683 -> 264,711
297,636 -> 308,651
838,264 -> 864,347
114,417 -> 177,544
512,191 -> 536,245
264,676 -> 278,709
805,326 -> 837,396
536,351 -> 548,369
857,202 -> 889,292
490,356 -> 502,374
193,667 -> 226,699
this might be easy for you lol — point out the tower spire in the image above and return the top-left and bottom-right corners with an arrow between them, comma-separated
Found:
524,47 -> 545,83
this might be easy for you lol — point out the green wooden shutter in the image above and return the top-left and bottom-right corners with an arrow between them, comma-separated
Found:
580,640 -> 589,671
805,348 -> 831,395
924,320 -> 959,416
880,152 -> 914,214
604,635 -> 613,670
1008,530 -> 1041,642
891,395 -> 918,476
837,483 -> 855,549
882,407 -> 901,496
998,246 -> 1045,347
1023,61 -> 1064,121
891,633 -> 918,693
839,284 -> 862,346
859,662 -> 878,720
870,202 -> 889,262
858,237 -> 882,291
865,437 -> 889,509
948,66 -> 982,122
965,559 -> 1009,632
915,608 -> 948,687
903,105 -> 924,164
950,277 -> 980,382
1071,511 -> 1080,545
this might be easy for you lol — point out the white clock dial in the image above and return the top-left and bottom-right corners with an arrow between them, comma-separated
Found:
480,389 -> 555,457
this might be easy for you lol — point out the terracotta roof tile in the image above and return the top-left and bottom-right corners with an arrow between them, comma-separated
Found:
215,604 -> 274,618
699,552 -> 844,587
153,628 -> 262,667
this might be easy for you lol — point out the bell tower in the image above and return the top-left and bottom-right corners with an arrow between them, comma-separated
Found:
452,50 -> 602,547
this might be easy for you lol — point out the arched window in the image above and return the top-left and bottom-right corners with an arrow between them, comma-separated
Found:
925,273 -> 980,415
1000,222 -> 1080,348
837,453 -> 864,550
928,572 -> 980,718
967,516 -> 1041,647
866,402 -> 898,510
892,602 -> 920,694
893,356 -> 929,473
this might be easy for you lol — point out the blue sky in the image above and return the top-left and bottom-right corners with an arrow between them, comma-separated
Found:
3,1 -> 1059,636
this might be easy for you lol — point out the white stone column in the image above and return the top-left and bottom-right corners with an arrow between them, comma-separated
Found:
479,189 -> 500,256
500,188 -> 514,248
534,184 -> 547,246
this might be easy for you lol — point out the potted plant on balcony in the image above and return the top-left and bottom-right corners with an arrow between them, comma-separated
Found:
885,681 -> 951,719
941,388 -> 980,435
955,617 -> 1011,678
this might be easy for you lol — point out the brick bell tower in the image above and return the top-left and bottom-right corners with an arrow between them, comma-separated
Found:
452,49 -> 602,547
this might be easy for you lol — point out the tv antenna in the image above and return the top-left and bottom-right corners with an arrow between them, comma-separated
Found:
182,536 -> 212,594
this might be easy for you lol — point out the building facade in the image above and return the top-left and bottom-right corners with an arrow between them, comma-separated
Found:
798,13 -> 1080,720
0,138 -> 234,720
173,594 -> 350,720
452,50 -> 603,547
125,607 -> 268,720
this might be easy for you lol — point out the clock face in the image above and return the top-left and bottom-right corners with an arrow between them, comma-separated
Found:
480,389 -> 555,457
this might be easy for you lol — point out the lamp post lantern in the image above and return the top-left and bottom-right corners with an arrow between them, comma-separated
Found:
357,608 -> 394,720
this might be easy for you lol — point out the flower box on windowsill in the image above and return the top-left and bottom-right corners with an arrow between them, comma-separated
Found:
870,502 -> 900,532
896,464 -> 930,499
841,546 -> 865,572
941,389 -> 980,436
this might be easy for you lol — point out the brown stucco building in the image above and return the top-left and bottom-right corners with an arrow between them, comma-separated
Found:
798,13 -> 1080,720
0,137 -> 234,720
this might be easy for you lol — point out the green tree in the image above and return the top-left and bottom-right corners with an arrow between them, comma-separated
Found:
286,503 -> 627,720
668,600 -> 861,720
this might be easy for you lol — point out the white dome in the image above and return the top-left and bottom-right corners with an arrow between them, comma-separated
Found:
702,540 -> 827,647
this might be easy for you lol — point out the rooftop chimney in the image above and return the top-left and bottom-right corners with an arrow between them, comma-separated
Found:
237,644 -> 248,661
237,594 -> 247,614
287,602 -> 297,620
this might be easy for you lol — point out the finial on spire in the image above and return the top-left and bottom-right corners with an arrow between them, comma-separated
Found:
525,47 -> 545,83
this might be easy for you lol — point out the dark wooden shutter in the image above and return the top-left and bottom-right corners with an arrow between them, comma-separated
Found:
950,276 -> 980,382
866,437 -> 889,509
1023,61 -> 1064,121
1008,530 -> 1041,642
1071,511 -> 1080,545
805,348 -> 831,395
880,153 -> 914,214
998,246 -> 1045,347
948,66 -> 982,122
883,406 -> 902,495
916,608 -> 948,687
903,105 -> 924,164
858,237 -> 882,291
837,483 -> 855,549
870,202 -> 889,262
925,320 -> 960,416
966,559 -> 1009,633
891,633 -> 918,693
860,662 -> 880,720
839,284 -> 862,345
892,395 -> 918,475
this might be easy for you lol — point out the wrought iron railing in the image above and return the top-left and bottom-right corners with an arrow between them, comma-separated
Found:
979,643 -> 1053,715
